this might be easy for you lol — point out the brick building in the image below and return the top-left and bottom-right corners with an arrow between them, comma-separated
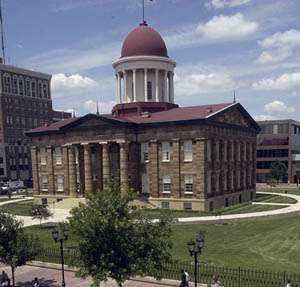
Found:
0,62 -> 71,183
26,22 -> 260,211
257,119 -> 300,183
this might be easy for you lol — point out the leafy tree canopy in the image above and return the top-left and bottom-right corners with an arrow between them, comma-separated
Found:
0,211 -> 40,287
270,160 -> 288,182
69,181 -> 173,287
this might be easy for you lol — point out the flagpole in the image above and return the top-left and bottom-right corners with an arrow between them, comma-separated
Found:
142,0 -> 145,23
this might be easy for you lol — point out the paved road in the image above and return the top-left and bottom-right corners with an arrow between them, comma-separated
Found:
0,265 -> 175,287
1,191 -> 300,227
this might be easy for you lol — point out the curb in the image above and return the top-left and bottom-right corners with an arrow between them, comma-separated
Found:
28,261 -> 208,286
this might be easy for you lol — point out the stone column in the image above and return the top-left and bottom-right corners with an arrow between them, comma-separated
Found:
83,144 -> 93,193
149,140 -> 159,197
117,73 -> 122,104
133,69 -> 137,102
155,69 -> 159,102
169,72 -> 174,103
123,70 -> 127,103
68,145 -> 77,196
119,142 -> 129,193
164,70 -> 168,102
115,74 -> 119,103
62,146 -> 70,195
144,68 -> 148,102
102,142 -> 110,189
172,139 -> 181,198
47,146 -> 55,194
223,140 -> 227,161
30,146 -> 40,195
195,138 -> 206,199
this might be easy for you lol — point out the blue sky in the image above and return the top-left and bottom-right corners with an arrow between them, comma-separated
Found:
4,0 -> 300,120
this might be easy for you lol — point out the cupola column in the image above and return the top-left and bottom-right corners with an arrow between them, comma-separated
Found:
123,70 -> 127,103
144,68 -> 148,102
155,69 -> 159,102
169,72 -> 174,103
133,69 -> 137,102
117,73 -> 122,104
164,70 -> 168,102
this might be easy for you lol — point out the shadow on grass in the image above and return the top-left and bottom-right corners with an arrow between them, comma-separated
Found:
17,277 -> 57,287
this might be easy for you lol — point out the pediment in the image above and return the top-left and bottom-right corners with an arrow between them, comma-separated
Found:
212,105 -> 255,129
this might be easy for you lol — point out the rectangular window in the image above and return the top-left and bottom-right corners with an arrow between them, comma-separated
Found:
162,142 -> 171,162
141,143 -> 149,162
207,140 -> 211,161
40,148 -> 47,165
57,175 -> 64,192
42,175 -> 48,191
161,201 -> 170,209
273,124 -> 278,134
55,147 -> 62,165
183,202 -> 192,210
162,176 -> 171,193
184,175 -> 193,194
184,140 -> 193,162
147,81 -> 152,100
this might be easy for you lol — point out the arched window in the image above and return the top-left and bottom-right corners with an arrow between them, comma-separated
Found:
3,73 -> 11,93
31,80 -> 36,97
42,82 -> 48,98
25,78 -> 31,96
38,81 -> 42,98
18,77 -> 24,96
147,81 -> 152,100
12,75 -> 18,94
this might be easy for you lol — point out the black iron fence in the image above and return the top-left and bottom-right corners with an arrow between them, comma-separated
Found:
35,248 -> 300,287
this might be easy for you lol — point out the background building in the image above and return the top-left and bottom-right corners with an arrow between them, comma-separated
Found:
0,63 -> 71,184
256,119 -> 300,183
27,22 -> 259,211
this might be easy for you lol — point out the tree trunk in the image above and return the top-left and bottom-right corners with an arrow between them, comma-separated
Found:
11,266 -> 15,287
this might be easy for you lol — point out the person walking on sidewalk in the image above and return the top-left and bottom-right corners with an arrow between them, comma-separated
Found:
180,269 -> 189,287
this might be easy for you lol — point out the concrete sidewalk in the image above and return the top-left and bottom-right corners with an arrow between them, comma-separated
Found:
0,264 -> 180,287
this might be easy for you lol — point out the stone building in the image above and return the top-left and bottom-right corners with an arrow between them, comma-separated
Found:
257,119 -> 300,183
26,22 -> 260,211
0,62 -> 71,183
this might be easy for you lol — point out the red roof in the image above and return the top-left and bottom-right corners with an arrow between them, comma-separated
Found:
26,103 -> 237,135
27,117 -> 79,133
109,103 -> 234,124
121,22 -> 168,58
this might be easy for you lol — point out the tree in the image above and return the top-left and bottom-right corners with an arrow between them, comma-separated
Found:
31,204 -> 53,226
0,211 -> 40,287
270,160 -> 288,183
69,181 -> 173,287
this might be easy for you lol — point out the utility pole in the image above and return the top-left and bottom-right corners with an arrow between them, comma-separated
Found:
0,0 -> 6,64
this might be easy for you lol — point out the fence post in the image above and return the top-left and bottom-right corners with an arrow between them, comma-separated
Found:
283,271 -> 286,287
238,267 -> 241,287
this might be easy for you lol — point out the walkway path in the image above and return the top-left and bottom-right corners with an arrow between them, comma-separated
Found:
1,192 -> 300,227
0,264 -> 177,287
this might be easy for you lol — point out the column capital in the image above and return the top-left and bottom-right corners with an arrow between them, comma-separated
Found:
99,141 -> 108,145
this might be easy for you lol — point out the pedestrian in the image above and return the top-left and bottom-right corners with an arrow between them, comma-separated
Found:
0,271 -> 10,287
33,277 -> 40,287
180,269 -> 189,287
286,280 -> 292,287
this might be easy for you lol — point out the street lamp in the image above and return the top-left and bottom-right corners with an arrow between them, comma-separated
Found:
187,231 -> 205,287
52,226 -> 69,287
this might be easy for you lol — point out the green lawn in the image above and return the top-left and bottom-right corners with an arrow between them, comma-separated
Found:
140,202 -> 286,219
257,187 -> 300,195
0,199 -> 34,216
171,212 -> 300,274
25,211 -> 300,274
254,193 -> 297,204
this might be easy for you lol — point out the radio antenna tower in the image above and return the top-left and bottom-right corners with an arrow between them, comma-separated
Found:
0,0 -> 6,64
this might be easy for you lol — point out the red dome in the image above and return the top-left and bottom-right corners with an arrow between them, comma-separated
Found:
121,22 -> 168,58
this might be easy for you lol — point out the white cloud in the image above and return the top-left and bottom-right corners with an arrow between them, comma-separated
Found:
52,73 -> 98,98
264,100 -> 295,115
259,29 -> 300,49
252,72 -> 300,91
257,30 -> 300,65
196,13 -> 258,40
254,114 -> 276,121
175,72 -> 236,97
256,47 -> 292,64
83,100 -> 116,114
205,0 -> 251,9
